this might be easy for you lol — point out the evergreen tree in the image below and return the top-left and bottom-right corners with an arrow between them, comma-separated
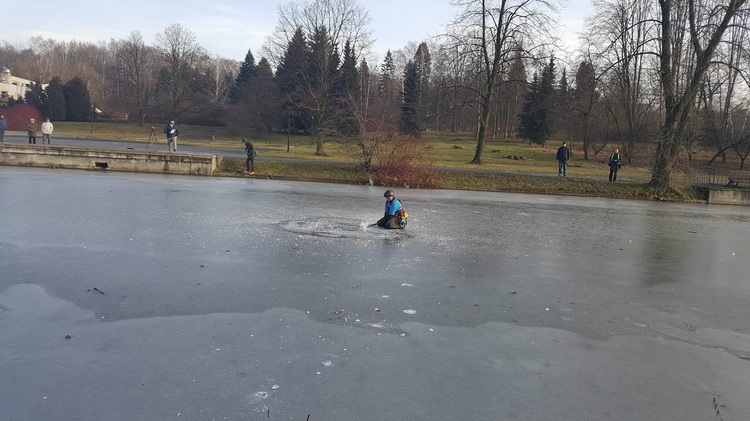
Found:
64,76 -> 93,122
45,76 -> 67,121
557,67 -> 571,141
376,51 -> 399,124
275,28 -> 309,133
538,55 -> 556,141
377,51 -> 396,98
574,61 -> 596,98
305,25 -> 340,154
400,61 -> 422,136
257,58 -> 273,78
518,57 -> 556,145
25,82 -> 47,113
335,39 -> 360,135
413,42 -> 431,124
230,49 -> 257,102
518,73 -> 542,143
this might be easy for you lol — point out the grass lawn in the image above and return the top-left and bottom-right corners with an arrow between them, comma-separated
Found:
52,121 -> 704,201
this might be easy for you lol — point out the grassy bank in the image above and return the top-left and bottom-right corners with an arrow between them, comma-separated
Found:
54,121 -> 703,201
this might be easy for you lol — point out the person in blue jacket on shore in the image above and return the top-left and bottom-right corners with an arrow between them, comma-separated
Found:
0,113 -> 7,142
164,120 -> 179,152
377,190 -> 407,229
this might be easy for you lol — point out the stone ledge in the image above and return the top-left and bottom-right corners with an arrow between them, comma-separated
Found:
708,188 -> 750,206
0,143 -> 221,176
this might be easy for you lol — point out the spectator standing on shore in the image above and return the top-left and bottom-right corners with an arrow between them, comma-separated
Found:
41,118 -> 54,144
608,148 -> 622,181
164,120 -> 178,152
556,142 -> 571,176
0,113 -> 7,142
244,140 -> 257,174
27,118 -> 38,144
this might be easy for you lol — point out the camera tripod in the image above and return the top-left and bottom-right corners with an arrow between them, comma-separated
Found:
145,127 -> 158,150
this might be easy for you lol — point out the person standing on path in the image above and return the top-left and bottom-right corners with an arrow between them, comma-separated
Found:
556,142 -> 571,176
608,148 -> 622,182
244,140 -> 257,174
0,113 -> 7,142
164,120 -> 179,152
41,118 -> 54,144
27,118 -> 38,144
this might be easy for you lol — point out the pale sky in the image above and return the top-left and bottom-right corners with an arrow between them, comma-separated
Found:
10,0 -> 591,64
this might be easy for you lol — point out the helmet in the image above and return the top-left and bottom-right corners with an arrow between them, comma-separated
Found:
383,190 -> 395,198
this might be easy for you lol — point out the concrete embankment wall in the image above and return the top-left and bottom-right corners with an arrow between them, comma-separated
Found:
0,144 -> 220,176
708,188 -> 750,206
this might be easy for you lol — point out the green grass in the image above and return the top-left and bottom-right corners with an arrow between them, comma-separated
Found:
53,121 -> 702,201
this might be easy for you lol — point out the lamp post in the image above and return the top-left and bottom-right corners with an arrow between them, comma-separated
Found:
287,109 -> 290,153
90,105 -> 94,134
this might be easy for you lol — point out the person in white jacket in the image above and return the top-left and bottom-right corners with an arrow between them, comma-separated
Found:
41,118 -> 54,144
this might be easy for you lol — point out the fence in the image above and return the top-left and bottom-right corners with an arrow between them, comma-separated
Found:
683,164 -> 750,188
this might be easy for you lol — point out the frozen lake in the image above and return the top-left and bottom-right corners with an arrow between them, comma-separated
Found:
1,166 -> 749,420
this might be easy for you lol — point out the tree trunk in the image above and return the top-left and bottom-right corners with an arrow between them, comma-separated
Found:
471,97 -> 491,164
315,132 -> 326,156
650,129 -> 680,188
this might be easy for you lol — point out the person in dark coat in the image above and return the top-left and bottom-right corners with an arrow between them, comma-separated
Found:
27,118 -> 38,144
608,148 -> 622,181
244,140 -> 257,174
556,142 -> 571,176
164,120 -> 179,152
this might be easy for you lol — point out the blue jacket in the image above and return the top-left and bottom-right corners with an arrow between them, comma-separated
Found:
0,118 -> 7,131
384,198 -> 402,216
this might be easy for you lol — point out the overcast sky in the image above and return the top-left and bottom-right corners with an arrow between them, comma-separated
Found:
10,0 -> 591,64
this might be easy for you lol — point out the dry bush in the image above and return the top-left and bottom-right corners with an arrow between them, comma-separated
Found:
371,138 -> 439,188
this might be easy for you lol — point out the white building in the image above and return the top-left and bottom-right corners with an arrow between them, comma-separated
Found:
0,67 -> 33,107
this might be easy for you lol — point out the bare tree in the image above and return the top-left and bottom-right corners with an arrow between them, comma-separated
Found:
700,9 -> 749,164
117,31 -> 155,125
589,0 -> 658,164
24,37 -> 67,83
650,0 -> 749,189
445,0 -> 557,164
264,0 -> 373,155
154,23 -> 206,119
203,55 -> 238,104
262,0 -> 372,67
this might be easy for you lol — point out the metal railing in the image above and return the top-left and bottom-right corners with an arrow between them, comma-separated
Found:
684,164 -> 750,188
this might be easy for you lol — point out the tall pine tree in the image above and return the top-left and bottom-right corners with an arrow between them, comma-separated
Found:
518,57 -> 556,145
230,49 -> 257,103
45,76 -> 66,121
305,25 -> 340,155
335,39 -> 360,136
400,60 -> 422,136
275,28 -> 309,133
25,82 -> 47,114
64,76 -> 92,122
413,42 -> 431,125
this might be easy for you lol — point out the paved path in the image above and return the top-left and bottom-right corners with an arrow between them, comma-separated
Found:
1,132 -> 641,181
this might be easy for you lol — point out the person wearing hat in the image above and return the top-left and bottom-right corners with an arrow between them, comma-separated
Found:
0,113 -> 7,142
376,189 -> 407,229
27,118 -> 38,144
